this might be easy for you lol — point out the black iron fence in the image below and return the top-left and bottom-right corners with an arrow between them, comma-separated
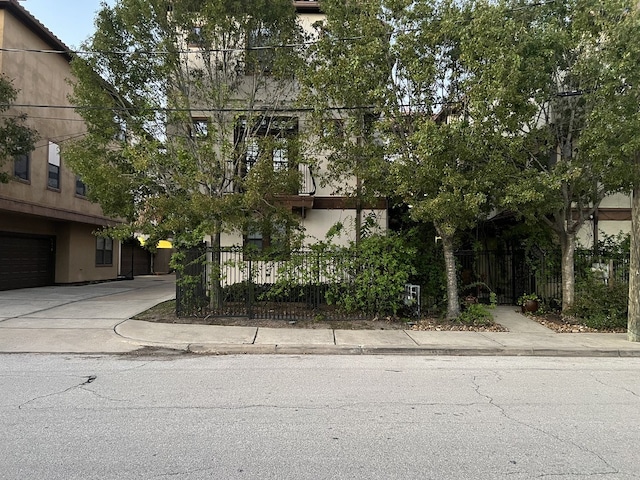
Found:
177,245 -> 630,319
176,246 -> 371,320
455,248 -> 630,307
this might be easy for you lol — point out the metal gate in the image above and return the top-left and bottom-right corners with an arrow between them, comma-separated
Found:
455,249 -> 535,305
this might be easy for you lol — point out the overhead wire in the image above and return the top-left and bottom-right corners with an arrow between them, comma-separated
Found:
0,1 -> 561,57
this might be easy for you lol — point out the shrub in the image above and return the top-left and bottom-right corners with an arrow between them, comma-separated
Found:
566,274 -> 628,330
457,303 -> 494,326
326,234 -> 416,316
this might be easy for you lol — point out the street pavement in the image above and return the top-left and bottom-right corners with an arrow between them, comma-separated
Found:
1,274 -> 640,356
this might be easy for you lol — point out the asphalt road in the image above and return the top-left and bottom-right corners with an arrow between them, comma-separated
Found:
1,354 -> 639,479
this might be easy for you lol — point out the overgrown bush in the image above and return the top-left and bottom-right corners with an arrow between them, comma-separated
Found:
265,231 -> 415,317
327,234 -> 416,316
566,273 -> 628,330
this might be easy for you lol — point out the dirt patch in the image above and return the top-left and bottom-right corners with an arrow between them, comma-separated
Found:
527,312 -> 626,333
134,300 -> 507,331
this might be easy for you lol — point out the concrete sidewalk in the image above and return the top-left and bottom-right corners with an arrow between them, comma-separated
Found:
1,277 -> 640,356
116,306 -> 640,357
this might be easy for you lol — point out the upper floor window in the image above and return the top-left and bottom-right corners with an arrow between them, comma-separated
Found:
14,153 -> 30,181
246,26 -> 276,74
236,117 -> 298,174
188,25 -> 204,48
47,141 -> 61,190
113,115 -> 127,141
75,176 -> 87,197
190,117 -> 209,138
322,119 -> 345,139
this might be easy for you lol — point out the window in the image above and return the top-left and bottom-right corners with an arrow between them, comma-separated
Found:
322,119 -> 345,139
246,26 -> 275,74
96,237 -> 113,266
14,153 -> 30,181
190,118 -> 209,138
244,222 -> 289,259
236,117 -> 298,175
273,140 -> 288,171
47,141 -> 61,190
75,176 -> 87,197
113,115 -> 127,141
245,229 -> 264,252
187,25 -> 204,47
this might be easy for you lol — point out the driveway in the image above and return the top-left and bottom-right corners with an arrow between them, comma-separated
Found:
0,275 -> 175,353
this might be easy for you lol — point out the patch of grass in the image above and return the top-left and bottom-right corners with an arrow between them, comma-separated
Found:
134,300 -> 177,321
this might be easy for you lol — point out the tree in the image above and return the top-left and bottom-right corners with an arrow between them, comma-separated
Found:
489,0 -> 636,311
392,0 -> 635,314
575,2 -> 640,339
298,0 -> 393,244
387,0 -> 514,319
0,75 -> 37,183
65,0 -> 306,252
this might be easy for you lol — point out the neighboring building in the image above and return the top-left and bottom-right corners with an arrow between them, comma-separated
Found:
0,0 -> 121,290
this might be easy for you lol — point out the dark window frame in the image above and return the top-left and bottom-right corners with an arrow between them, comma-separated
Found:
96,237 -> 114,266
243,222 -> 290,260
190,117 -> 209,139
246,26 -> 276,75
75,176 -> 87,197
14,153 -> 30,181
235,116 -> 299,176
47,141 -> 61,190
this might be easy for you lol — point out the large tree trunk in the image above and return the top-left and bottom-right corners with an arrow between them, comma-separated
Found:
559,230 -> 576,311
441,233 -> 460,320
628,187 -> 640,341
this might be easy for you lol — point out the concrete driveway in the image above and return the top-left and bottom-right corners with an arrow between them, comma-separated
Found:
0,275 -> 175,353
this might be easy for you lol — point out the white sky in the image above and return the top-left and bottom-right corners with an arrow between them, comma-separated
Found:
18,0 -> 115,49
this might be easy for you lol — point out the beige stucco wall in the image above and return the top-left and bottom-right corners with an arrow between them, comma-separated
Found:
577,220 -> 631,249
0,7 -> 121,286
600,192 -> 632,209
219,208 -> 388,248
54,223 -> 119,283
0,10 -> 108,221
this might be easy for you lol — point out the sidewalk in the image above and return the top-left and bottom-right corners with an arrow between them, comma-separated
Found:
1,277 -> 640,356
117,306 -> 640,357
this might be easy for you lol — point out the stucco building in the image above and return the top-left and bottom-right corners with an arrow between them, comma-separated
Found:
212,0 -> 388,249
0,0 -> 121,289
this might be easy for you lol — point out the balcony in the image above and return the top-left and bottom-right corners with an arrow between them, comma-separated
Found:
223,162 -> 316,203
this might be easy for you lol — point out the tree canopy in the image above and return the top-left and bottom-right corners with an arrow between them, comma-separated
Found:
65,0 -> 307,248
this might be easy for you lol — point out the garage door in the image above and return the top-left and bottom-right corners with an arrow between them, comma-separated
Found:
0,233 -> 56,290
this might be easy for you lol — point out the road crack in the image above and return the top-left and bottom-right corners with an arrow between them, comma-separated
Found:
590,372 -> 640,399
472,374 -> 620,478
18,374 -> 97,409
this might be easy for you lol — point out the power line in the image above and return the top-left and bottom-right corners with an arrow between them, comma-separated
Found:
1,102 -> 395,113
0,37 -> 366,57
0,113 -> 88,123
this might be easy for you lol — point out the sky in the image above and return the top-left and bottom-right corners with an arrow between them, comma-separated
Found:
19,0 -> 115,49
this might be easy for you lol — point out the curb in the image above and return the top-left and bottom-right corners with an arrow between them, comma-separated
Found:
186,343 -> 640,357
